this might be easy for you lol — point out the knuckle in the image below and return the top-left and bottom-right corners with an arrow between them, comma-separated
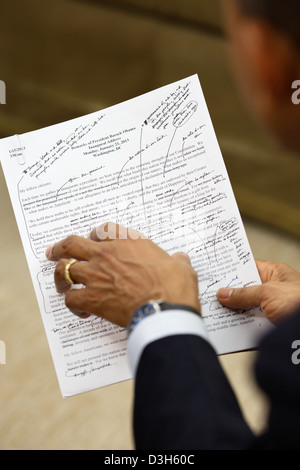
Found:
98,241 -> 115,258
265,260 -> 278,272
236,287 -> 247,297
61,235 -> 78,252
65,290 -> 85,313
55,259 -> 67,276
65,291 -> 74,309
260,283 -> 269,299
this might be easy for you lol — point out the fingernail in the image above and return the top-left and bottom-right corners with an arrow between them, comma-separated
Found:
45,246 -> 53,259
172,251 -> 192,266
177,252 -> 191,262
179,252 -> 190,260
217,288 -> 233,299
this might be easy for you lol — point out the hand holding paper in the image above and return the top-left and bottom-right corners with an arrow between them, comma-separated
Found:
46,222 -> 201,326
0,75 -> 272,396
218,260 -> 300,324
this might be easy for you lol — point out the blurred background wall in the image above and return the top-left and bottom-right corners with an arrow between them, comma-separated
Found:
0,0 -> 300,450
1,0 -> 300,236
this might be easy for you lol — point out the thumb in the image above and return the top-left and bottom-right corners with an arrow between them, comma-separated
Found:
217,285 -> 263,310
172,251 -> 192,267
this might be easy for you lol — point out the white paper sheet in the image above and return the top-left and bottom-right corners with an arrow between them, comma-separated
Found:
0,75 -> 271,397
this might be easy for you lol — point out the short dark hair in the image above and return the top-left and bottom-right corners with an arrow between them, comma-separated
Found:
238,0 -> 300,50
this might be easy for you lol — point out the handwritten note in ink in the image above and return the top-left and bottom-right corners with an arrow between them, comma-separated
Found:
0,75 -> 271,397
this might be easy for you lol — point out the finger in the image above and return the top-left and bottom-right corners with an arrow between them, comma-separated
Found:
65,288 -> 127,326
217,285 -> 264,309
54,259 -> 88,293
46,235 -> 99,262
255,259 -> 277,283
65,289 -> 92,319
172,252 -> 192,267
89,222 -> 146,242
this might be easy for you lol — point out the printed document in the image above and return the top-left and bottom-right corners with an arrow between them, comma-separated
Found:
0,75 -> 271,396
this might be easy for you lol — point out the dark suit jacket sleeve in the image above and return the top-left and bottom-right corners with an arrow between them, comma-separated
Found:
133,310 -> 300,450
252,309 -> 300,450
133,334 -> 255,450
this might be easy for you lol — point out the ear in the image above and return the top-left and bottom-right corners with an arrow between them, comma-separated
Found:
235,18 -> 298,110
223,0 -> 300,151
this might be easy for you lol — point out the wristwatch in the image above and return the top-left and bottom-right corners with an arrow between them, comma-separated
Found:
126,299 -> 200,337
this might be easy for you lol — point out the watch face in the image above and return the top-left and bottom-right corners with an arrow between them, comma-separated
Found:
136,309 -> 147,321
127,301 -> 164,337
139,304 -> 156,317
134,303 -> 159,323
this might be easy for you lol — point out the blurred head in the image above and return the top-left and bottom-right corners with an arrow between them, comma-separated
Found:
223,0 -> 300,152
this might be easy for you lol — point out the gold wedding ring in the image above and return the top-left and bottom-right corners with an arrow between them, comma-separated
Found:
64,259 -> 78,285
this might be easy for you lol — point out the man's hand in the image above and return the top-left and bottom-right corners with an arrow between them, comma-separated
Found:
46,222 -> 200,327
217,260 -> 300,324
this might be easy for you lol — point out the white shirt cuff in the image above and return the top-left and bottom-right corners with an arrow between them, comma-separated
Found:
127,309 -> 211,377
